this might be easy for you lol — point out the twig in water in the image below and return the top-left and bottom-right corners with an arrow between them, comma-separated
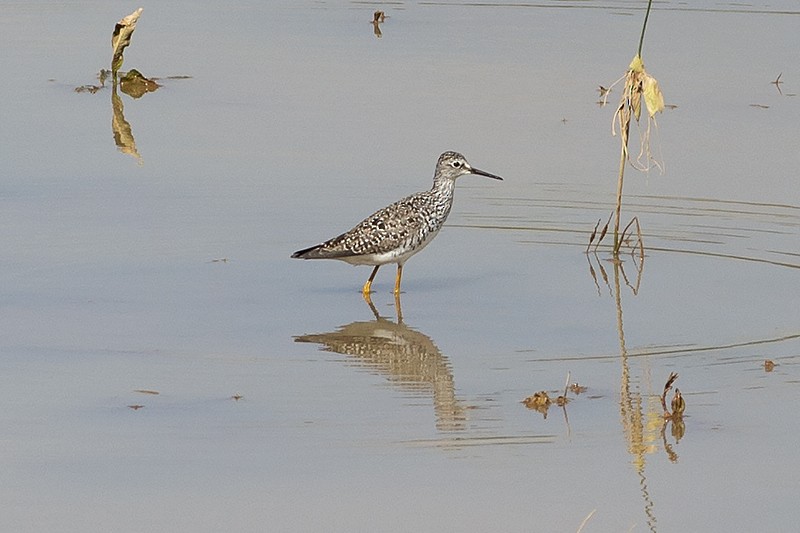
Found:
661,372 -> 679,416
586,219 -> 601,253
771,72 -> 783,95
576,509 -> 597,533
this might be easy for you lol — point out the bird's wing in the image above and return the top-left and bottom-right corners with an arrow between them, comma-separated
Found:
319,196 -> 427,258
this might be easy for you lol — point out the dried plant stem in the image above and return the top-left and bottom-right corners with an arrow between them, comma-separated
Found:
576,509 -> 597,533
620,216 -> 644,259
614,0 -> 653,254
613,117 -> 631,254
637,0 -> 654,57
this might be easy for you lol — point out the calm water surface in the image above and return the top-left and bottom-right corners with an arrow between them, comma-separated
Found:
1,1 -> 799,531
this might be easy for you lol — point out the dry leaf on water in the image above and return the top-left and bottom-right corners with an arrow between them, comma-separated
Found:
112,7 -> 143,74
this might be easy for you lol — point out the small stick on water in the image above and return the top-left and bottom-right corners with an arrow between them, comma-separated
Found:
593,212 -> 613,252
586,219 -> 601,253
661,372 -> 678,415
563,371 -> 571,399
620,216 -> 644,259
576,509 -> 597,533
771,72 -> 783,95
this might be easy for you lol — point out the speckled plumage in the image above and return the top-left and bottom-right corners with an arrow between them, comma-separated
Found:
292,151 -> 502,296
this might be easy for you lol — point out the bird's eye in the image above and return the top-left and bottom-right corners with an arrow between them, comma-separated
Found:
452,161 -> 462,168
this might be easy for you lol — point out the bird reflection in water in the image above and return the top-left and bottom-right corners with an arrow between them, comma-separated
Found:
294,296 -> 467,431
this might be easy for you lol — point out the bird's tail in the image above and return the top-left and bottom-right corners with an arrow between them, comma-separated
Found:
291,244 -> 325,259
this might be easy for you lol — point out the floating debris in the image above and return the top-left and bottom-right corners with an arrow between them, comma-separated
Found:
133,389 -> 159,395
569,383 -> 588,395
671,389 -> 685,415
119,68 -> 160,99
523,390 -> 551,408
661,372 -> 685,418
522,391 -> 552,417
74,85 -> 103,94
523,372 -> 582,414
371,11 -> 386,38
764,359 -> 777,372
128,404 -> 144,410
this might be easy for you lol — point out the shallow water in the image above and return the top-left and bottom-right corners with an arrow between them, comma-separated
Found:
2,1 -> 799,531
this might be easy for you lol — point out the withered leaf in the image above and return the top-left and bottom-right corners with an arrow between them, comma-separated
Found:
112,8 -> 143,74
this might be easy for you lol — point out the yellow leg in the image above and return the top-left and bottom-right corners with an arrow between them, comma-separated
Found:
394,291 -> 403,323
363,265 -> 380,297
393,264 -> 403,295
